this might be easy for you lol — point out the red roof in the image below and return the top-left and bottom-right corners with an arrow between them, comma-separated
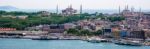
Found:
0,28 -> 16,31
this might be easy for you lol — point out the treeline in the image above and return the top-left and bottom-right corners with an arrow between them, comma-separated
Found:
0,16 -> 91,30
100,16 -> 125,22
0,11 -> 94,30
0,11 -> 38,16
67,28 -> 103,36
108,16 -> 125,22
0,10 -> 125,30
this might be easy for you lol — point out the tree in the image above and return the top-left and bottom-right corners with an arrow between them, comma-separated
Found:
80,29 -> 92,36
67,28 -> 79,35
108,16 -> 125,22
0,10 -> 94,30
94,30 -> 103,36
82,13 -> 90,16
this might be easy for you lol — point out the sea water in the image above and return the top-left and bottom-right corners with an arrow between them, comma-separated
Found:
0,38 -> 149,49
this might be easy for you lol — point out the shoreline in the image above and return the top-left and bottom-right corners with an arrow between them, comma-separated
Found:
0,35 -> 150,46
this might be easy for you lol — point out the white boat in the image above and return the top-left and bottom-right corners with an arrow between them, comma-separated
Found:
86,37 -> 108,43
114,40 -> 143,46
32,36 -> 58,40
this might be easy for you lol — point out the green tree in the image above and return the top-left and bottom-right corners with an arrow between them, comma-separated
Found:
94,30 -> 103,36
80,29 -> 92,36
108,16 -> 125,22
67,28 -> 79,35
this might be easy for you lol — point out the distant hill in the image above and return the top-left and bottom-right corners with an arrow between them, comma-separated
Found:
0,6 -> 18,10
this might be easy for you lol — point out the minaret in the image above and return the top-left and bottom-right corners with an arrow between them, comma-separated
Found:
131,7 -> 134,12
56,4 -> 58,14
139,8 -> 142,17
80,4 -> 82,15
126,5 -> 129,10
138,7 -> 142,28
131,7 -> 134,14
69,4 -> 72,8
139,8 -> 142,21
125,5 -> 129,10
119,6 -> 121,15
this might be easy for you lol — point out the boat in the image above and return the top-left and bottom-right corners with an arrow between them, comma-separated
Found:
114,40 -> 129,45
32,36 -> 58,40
86,37 -> 108,43
99,39 -> 108,42
128,41 -> 143,46
87,39 -> 101,43
114,40 -> 143,46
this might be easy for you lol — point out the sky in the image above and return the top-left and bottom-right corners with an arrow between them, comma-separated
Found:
0,0 -> 150,10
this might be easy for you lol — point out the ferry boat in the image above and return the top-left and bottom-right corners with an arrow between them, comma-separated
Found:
114,40 -> 143,46
86,37 -> 108,43
32,36 -> 58,40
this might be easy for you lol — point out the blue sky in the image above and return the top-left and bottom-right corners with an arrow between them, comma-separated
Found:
0,0 -> 150,10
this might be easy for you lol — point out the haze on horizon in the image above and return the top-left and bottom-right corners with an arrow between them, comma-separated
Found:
0,0 -> 150,10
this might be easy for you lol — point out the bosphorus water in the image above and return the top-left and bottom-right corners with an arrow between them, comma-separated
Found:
0,38 -> 149,49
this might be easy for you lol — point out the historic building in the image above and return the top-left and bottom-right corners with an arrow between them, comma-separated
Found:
122,6 -> 143,17
62,5 -> 77,16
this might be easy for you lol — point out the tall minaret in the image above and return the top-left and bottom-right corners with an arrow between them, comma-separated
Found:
80,4 -> 83,15
56,4 -> 58,14
131,7 -> 134,14
126,5 -> 129,10
125,5 -> 129,10
119,6 -> 121,15
69,4 -> 72,8
139,8 -> 142,21
138,7 -> 142,28
139,8 -> 142,17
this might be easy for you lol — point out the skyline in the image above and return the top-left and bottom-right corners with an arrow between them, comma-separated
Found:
0,0 -> 150,10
